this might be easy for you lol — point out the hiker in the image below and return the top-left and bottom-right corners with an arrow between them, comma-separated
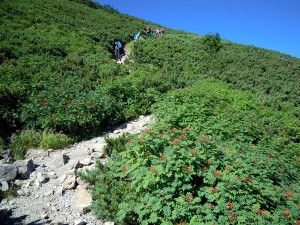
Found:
134,32 -> 140,41
145,25 -> 152,39
116,40 -> 123,55
114,44 -> 120,61
155,28 -> 161,35
114,40 -> 121,61
160,28 -> 165,35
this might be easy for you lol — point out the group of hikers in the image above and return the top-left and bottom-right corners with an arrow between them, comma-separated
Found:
144,25 -> 165,39
134,25 -> 165,41
114,25 -> 165,61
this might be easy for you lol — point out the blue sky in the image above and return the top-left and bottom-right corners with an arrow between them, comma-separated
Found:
95,0 -> 300,58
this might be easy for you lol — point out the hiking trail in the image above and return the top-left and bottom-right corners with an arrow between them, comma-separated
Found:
0,115 -> 153,225
117,42 -> 132,64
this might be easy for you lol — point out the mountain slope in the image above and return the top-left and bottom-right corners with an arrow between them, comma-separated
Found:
1,0 -> 299,148
0,0 -> 165,139
1,0 -> 299,224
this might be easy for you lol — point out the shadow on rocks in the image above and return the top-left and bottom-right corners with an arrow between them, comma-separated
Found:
2,211 -> 51,225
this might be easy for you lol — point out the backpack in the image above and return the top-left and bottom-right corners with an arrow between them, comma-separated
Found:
117,41 -> 122,48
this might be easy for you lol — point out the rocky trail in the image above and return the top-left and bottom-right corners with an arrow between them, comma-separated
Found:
0,115 -> 153,225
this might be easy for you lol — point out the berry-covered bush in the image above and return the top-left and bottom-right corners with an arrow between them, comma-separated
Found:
18,76 -> 121,136
84,127 -> 299,224
83,80 -> 300,224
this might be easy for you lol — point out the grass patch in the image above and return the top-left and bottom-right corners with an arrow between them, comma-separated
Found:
39,130 -> 72,149
10,129 -> 72,159
0,137 -> 4,152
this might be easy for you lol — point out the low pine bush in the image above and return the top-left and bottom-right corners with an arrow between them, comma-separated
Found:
103,134 -> 131,157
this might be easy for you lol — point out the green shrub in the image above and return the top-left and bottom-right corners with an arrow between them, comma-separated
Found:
18,78 -> 121,136
83,79 -> 300,224
80,160 -> 134,224
10,129 -> 42,159
39,130 -> 71,149
84,128 -> 299,224
10,129 -> 71,159
152,79 -> 300,152
0,137 -> 4,151
201,32 -> 222,56
103,134 -> 131,157
104,71 -> 162,120
131,32 -> 300,117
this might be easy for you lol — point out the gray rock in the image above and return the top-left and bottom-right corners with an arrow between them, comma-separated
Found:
9,200 -> 16,206
79,157 -> 91,166
86,147 -> 94,155
89,143 -> 106,152
24,180 -> 34,188
104,222 -> 114,225
62,172 -> 76,190
37,172 -> 50,183
0,115 -> 153,224
0,164 -> 17,181
14,158 -> 35,179
17,189 -> 31,196
77,164 -> 95,174
113,129 -> 120,134
126,124 -> 134,130
64,159 -> 83,171
74,219 -> 87,225
55,186 -> 63,196
1,198 -> 8,204
0,179 -> 9,191
14,179 -> 22,186
58,174 -> 67,185
26,149 -> 49,158
34,180 -> 42,187
73,185 -> 92,214
76,176 -> 89,189
0,149 -> 12,160
44,190 -> 53,197
51,216 -> 65,225
90,151 -> 104,159
47,154 -> 69,170
17,189 -> 25,196
41,213 -> 49,219
49,171 -> 58,179
61,150 -> 70,155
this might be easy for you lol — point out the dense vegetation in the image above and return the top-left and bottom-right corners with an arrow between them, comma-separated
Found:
1,0 -> 163,147
132,34 -> 300,117
83,80 -> 300,224
1,0 -> 299,223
